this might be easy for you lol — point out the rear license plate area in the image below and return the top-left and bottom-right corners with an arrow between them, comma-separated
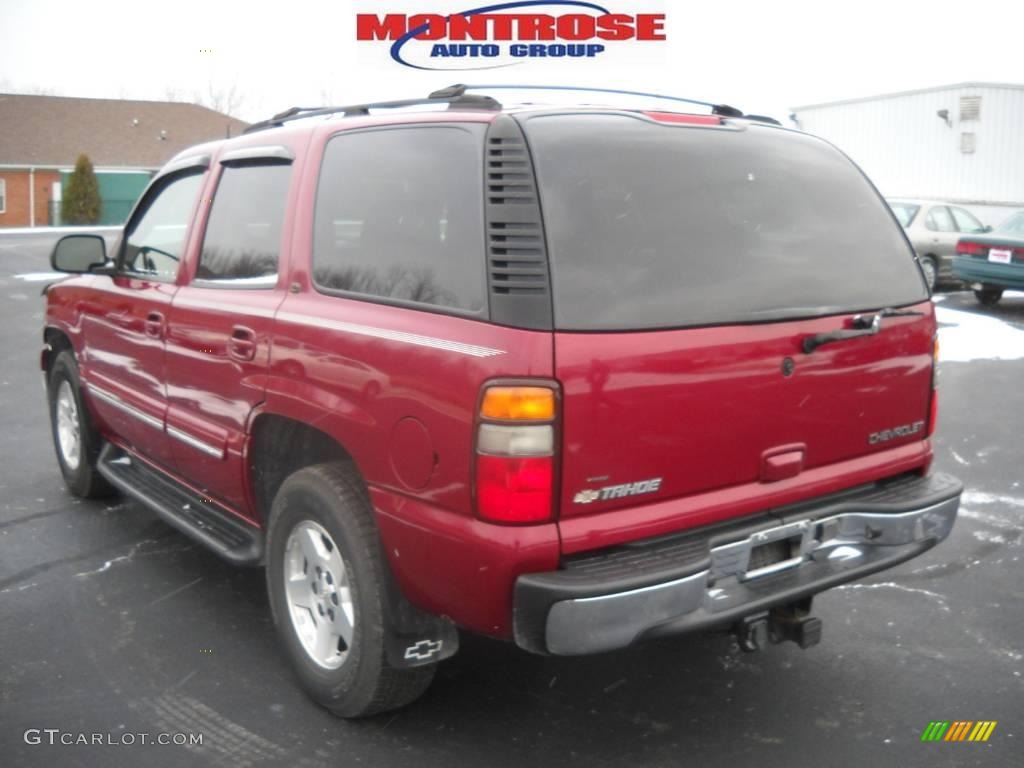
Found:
745,535 -> 804,580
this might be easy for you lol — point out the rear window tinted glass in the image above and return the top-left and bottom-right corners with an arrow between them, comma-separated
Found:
197,163 -> 291,285
949,206 -> 985,234
313,125 -> 487,314
999,212 -> 1024,234
522,114 -> 928,330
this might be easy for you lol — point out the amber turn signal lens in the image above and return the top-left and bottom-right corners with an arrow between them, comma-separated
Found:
480,387 -> 555,421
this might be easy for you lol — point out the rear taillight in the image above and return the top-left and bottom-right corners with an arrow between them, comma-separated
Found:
474,384 -> 558,524
956,241 -> 987,256
928,335 -> 939,437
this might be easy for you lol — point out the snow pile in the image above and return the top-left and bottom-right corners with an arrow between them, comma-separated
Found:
14,272 -> 65,282
934,303 -> 1024,363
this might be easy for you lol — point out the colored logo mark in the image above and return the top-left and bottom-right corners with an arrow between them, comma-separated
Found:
921,721 -> 997,742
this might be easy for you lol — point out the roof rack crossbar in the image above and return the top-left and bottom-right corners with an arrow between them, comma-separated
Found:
244,93 -> 501,134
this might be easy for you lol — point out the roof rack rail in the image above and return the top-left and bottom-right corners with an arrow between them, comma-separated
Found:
243,92 -> 502,134
432,84 -> 786,124
432,83 -> 746,117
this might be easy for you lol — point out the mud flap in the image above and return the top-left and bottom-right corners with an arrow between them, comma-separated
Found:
382,578 -> 460,668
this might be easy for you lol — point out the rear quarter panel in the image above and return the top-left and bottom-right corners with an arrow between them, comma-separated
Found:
262,115 -> 560,635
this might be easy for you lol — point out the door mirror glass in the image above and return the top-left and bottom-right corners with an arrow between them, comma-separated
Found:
51,234 -> 108,273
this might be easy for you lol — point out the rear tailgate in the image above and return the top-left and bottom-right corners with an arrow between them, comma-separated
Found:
518,112 -> 934,553
554,306 -> 933,529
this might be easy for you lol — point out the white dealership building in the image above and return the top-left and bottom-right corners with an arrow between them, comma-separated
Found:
790,82 -> 1024,226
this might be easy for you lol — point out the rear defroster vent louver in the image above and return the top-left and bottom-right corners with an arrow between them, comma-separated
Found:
488,137 -> 534,205
484,116 -> 553,330
489,223 -> 546,296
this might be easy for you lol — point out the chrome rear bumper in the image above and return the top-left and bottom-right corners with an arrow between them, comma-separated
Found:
514,473 -> 962,655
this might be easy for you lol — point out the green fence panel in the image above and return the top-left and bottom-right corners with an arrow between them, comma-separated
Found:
60,171 -> 153,226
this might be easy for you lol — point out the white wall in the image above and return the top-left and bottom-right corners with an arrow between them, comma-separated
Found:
792,84 -> 1024,207
965,203 -> 1022,229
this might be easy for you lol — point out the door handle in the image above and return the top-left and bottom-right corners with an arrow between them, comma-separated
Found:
228,326 -> 256,361
145,311 -> 165,339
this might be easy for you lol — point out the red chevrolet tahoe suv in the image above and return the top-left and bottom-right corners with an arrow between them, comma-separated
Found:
43,85 -> 962,718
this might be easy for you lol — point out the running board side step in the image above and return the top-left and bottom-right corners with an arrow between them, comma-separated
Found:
97,443 -> 264,565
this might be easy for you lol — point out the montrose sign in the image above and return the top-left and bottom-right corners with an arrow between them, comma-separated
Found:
356,1 -> 666,70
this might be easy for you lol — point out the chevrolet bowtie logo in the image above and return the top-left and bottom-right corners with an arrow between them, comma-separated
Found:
404,639 -> 443,661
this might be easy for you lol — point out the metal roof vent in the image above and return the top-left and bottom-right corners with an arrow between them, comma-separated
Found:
959,95 -> 981,122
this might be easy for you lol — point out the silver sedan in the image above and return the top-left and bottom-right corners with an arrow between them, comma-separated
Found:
887,199 -> 990,289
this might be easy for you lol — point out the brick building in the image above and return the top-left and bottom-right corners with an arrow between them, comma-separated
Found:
0,94 -> 248,228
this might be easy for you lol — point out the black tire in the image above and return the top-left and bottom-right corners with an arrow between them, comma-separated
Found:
265,463 -> 435,718
47,351 -> 114,498
920,256 -> 938,291
974,287 -> 1004,306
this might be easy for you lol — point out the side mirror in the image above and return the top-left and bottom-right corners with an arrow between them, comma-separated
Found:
983,225 -> 993,233
51,234 -> 110,274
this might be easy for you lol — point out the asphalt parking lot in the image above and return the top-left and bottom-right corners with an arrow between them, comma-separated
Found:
1,231 -> 1021,768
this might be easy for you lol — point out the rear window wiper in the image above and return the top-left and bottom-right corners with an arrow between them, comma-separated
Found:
802,307 -> 925,354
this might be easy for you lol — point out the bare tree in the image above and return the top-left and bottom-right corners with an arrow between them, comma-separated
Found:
195,82 -> 244,117
1,80 -> 59,96
319,86 -> 338,106
163,86 -> 186,103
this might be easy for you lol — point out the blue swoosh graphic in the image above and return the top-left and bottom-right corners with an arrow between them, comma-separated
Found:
391,0 -> 612,70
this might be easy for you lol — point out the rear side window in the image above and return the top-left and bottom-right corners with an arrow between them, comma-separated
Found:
889,202 -> 920,228
196,164 -> 291,285
925,206 -> 956,232
313,125 -> 487,314
522,114 -> 928,330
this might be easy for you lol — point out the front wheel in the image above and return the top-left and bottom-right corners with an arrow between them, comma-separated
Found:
265,463 -> 435,718
47,351 -> 113,498
974,287 -> 1004,306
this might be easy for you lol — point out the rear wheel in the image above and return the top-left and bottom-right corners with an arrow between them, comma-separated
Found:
974,287 -> 1004,306
266,463 -> 435,718
47,351 -> 113,498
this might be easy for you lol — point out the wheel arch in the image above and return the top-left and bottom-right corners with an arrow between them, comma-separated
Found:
42,326 -> 74,375
251,413 -> 461,671
247,412 -> 360,525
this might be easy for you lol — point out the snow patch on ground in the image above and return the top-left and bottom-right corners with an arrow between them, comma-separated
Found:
937,303 -> 1024,364
835,582 -> 950,611
13,272 -> 66,282
973,530 -> 1007,545
950,450 -> 969,465
962,490 -> 1024,509
935,304 -> 1024,362
959,507 -> 1019,531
